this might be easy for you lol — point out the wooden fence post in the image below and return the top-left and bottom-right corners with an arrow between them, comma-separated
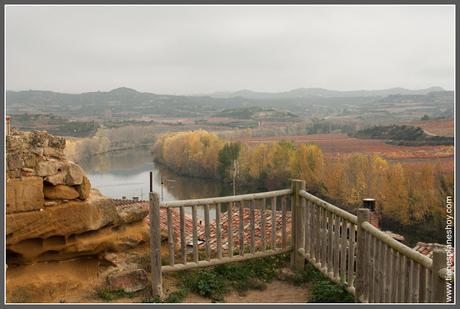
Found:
432,249 -> 447,303
149,192 -> 163,298
291,179 -> 306,271
356,207 -> 370,303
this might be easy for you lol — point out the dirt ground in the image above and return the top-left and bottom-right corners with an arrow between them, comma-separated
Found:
183,280 -> 309,303
6,257 -> 105,303
6,258 -> 309,304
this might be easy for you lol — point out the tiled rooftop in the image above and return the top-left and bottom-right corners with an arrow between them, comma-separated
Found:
112,198 -> 292,252
413,242 -> 448,259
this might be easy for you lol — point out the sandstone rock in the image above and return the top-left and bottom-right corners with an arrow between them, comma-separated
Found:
7,130 -> 66,177
43,146 -> 65,159
29,131 -> 49,147
65,162 -> 84,185
44,162 -> 85,186
48,134 -> 66,149
7,154 -> 24,171
45,172 -> 67,186
103,251 -> 148,269
116,203 -> 148,224
22,152 -> 41,170
37,159 -> 65,177
76,176 -> 91,200
44,184 -> 80,200
7,221 -> 149,263
6,176 -> 44,214
44,201 -> 58,207
6,190 -> 120,245
107,269 -> 149,293
21,168 -> 36,176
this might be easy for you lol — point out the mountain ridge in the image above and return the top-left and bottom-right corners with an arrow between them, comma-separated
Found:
206,86 -> 445,99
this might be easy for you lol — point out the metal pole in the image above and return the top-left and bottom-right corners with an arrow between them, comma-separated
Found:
233,161 -> 236,196
160,177 -> 164,201
149,171 -> 153,193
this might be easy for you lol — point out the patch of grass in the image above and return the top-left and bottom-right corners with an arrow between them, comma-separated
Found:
308,280 -> 355,303
285,263 -> 325,286
96,287 -> 135,302
164,287 -> 189,303
142,295 -> 162,303
141,283 -> 189,303
177,252 -> 291,302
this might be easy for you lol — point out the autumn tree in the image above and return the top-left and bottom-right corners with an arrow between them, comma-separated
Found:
217,142 -> 241,182
291,143 -> 324,194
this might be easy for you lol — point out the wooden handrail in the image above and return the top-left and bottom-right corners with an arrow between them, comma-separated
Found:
299,189 -> 358,224
160,189 -> 292,207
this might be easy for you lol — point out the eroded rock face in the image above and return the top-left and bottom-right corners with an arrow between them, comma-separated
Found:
7,220 -> 149,263
6,189 -> 119,245
6,176 -> 44,214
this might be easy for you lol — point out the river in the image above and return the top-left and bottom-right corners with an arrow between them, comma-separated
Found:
77,146 -> 226,202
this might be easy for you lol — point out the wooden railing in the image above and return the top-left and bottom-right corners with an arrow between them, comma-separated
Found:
149,179 -> 451,303
149,188 -> 293,297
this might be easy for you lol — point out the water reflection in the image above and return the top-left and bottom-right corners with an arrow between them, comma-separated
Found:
78,146 -> 222,203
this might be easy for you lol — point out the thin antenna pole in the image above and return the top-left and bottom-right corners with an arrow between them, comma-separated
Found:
149,171 -> 153,193
161,177 -> 164,201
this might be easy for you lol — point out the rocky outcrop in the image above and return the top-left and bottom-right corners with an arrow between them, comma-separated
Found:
6,130 -> 150,267
7,130 -> 90,202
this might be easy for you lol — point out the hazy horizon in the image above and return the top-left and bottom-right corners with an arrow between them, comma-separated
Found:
6,5 -> 455,95
5,85 -> 451,96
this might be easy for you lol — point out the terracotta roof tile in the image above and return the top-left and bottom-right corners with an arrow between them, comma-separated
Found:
115,199 -> 292,253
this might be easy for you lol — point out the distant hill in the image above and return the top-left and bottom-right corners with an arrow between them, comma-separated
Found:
207,87 -> 445,99
6,86 -> 453,120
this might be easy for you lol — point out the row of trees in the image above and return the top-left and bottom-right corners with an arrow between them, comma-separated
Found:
152,130 -> 453,227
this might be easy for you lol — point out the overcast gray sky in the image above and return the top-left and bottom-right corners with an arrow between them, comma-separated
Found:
5,5 -> 455,94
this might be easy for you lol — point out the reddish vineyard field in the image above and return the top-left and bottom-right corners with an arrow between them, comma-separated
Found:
240,133 -> 454,160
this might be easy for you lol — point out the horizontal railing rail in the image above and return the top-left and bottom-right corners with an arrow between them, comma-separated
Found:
160,189 -> 292,207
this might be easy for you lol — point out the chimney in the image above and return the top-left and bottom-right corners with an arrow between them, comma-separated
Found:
6,115 -> 11,136
363,198 -> 380,228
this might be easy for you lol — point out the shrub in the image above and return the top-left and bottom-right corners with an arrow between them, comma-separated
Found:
308,280 -> 355,303
96,288 -> 134,301
178,253 -> 290,301
288,263 -> 324,286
